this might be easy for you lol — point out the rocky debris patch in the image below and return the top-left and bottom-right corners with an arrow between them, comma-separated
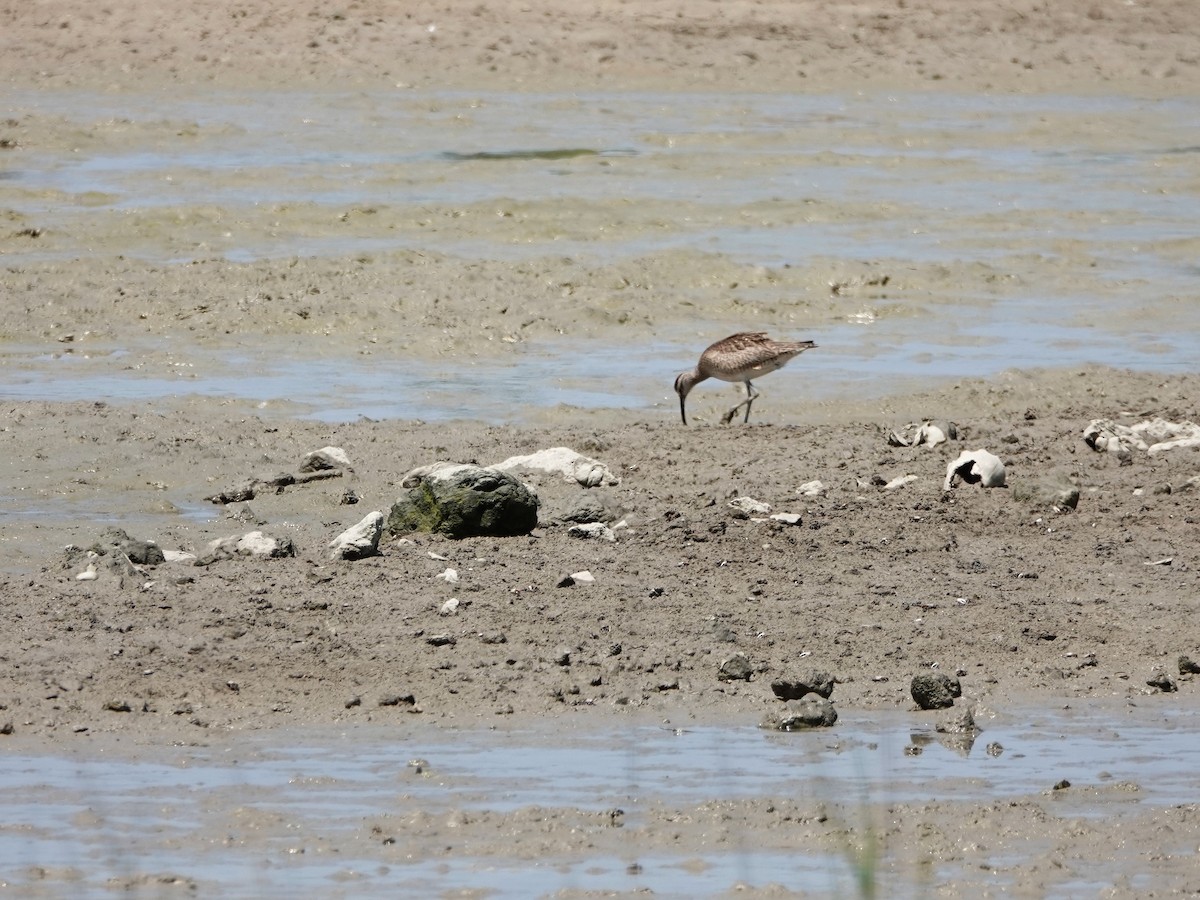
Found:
567,522 -> 617,542
64,527 -> 165,587
764,671 -> 839,730
1084,417 -> 1200,457
205,446 -> 352,504
11,379 -> 1200,739
196,530 -> 297,565
64,526 -> 164,569
727,495 -> 805,525
1147,672 -> 1178,693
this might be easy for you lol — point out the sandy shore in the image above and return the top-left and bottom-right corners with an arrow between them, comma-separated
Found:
2,1 -> 1200,895
3,0 -> 1198,96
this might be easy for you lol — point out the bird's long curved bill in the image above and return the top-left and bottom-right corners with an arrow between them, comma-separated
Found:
679,394 -> 688,426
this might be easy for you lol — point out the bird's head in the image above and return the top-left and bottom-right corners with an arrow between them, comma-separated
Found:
674,371 -> 696,425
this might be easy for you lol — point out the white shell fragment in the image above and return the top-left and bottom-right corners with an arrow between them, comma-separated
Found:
328,511 -> 384,560
439,598 -> 460,616
943,449 -> 1006,491
889,421 -> 956,448
728,496 -> 771,515
76,564 -> 99,581
436,567 -> 459,583
1083,418 -> 1200,456
796,480 -> 826,497
493,447 -> 619,487
770,512 -> 803,525
884,474 -> 919,491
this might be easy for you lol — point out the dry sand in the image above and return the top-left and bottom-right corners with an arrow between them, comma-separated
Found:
2,1 -> 1200,896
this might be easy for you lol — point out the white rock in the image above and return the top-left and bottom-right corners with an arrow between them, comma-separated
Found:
943,449 -> 1006,491
328,511 -> 384,560
1146,424 -> 1200,454
206,530 -> 296,560
567,522 -> 616,541
76,564 -> 98,581
493,447 -> 619,487
884,474 -> 919,491
161,549 -> 197,563
439,598 -> 460,616
796,480 -> 826,496
237,531 -> 281,555
301,445 -> 354,472
437,567 -> 459,584
770,512 -> 803,525
570,570 -> 596,583
400,462 -> 481,488
729,496 -> 771,514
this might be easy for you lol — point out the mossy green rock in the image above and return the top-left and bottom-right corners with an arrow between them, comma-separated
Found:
388,464 -> 539,539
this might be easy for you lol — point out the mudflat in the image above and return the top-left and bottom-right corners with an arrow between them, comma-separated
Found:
2,1 -> 1199,896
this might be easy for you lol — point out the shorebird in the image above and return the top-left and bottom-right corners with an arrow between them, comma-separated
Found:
674,332 -> 817,425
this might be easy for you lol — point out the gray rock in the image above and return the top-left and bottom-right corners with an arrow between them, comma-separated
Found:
718,651 -> 753,682
1013,477 -> 1080,512
770,671 -> 835,701
910,672 -> 961,709
559,493 -> 610,524
1179,655 -> 1200,675
763,696 -> 838,730
389,463 -> 539,539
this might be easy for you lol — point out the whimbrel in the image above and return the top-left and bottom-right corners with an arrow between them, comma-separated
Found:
673,332 -> 817,425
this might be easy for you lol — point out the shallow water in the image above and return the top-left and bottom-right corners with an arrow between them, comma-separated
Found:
1,703 -> 1197,896
3,90 -> 1198,420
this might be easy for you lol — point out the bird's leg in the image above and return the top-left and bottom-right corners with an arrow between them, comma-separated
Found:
742,381 -> 759,423
722,381 -> 760,425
